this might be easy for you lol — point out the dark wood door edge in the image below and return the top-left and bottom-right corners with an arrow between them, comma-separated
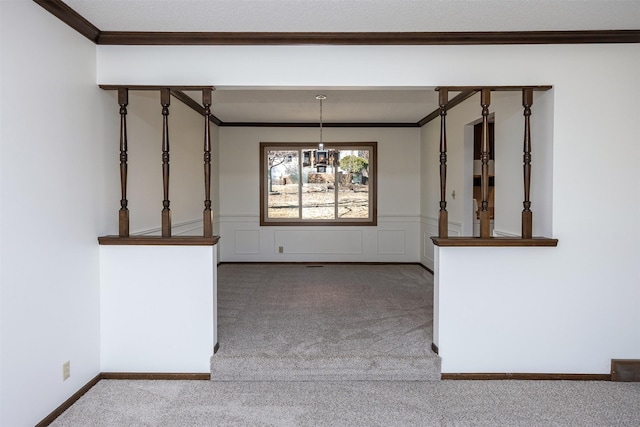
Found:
441,373 -> 611,381
431,343 -> 439,355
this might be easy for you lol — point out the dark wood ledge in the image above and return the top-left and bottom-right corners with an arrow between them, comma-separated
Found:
431,237 -> 558,247
98,235 -> 220,246
99,85 -> 215,91
436,85 -> 552,92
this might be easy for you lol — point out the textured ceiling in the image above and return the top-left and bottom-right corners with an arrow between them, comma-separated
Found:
64,0 -> 640,32
62,0 -> 638,123
192,88 -> 440,123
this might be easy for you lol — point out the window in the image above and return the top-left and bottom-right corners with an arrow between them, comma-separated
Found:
260,142 -> 377,226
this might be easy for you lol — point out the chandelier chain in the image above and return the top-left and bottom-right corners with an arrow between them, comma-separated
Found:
316,94 -> 326,149
320,96 -> 323,145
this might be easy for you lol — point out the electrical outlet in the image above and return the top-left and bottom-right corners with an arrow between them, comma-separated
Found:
278,246 -> 284,253
62,361 -> 70,381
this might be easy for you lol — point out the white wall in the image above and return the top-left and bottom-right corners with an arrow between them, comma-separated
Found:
218,127 -> 421,262
0,2 -> 114,426
100,246 -> 216,373
97,42 -> 640,374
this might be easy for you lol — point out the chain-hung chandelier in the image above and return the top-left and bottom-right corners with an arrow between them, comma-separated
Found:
315,94 -> 328,170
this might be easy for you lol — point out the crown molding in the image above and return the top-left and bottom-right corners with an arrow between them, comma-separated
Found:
34,1 -> 640,46
34,0 -> 100,42
96,30 -> 640,46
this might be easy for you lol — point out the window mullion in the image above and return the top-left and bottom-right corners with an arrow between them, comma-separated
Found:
334,151 -> 339,219
298,148 -> 303,219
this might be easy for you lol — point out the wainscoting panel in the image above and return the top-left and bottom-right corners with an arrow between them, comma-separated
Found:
421,216 -> 462,270
133,219 -> 203,236
493,229 -> 519,237
378,230 -> 406,255
274,230 -> 363,254
218,215 -> 420,262
234,230 -> 260,254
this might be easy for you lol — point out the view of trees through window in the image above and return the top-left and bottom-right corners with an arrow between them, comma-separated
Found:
260,142 -> 376,225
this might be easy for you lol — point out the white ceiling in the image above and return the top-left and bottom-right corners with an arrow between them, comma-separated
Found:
65,0 -> 640,33
62,0 -> 640,123
187,88 -> 442,123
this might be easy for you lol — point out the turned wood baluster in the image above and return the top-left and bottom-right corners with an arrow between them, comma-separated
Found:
438,88 -> 449,238
161,88 -> 172,237
118,88 -> 130,237
203,88 -> 213,238
522,88 -> 534,239
479,89 -> 492,238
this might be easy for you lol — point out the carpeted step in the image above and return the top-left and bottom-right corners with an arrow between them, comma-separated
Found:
211,353 -> 441,381
213,264 -> 441,382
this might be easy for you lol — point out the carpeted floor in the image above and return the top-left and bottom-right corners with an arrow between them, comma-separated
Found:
211,264 -> 440,381
50,379 -> 640,426
48,264 -> 640,426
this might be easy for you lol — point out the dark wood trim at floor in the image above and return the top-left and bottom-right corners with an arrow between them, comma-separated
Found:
37,372 -> 212,425
35,374 -> 102,427
417,263 -> 435,275
441,373 -> 611,381
101,372 -> 211,380
36,368 -> 613,425
218,261 -> 430,267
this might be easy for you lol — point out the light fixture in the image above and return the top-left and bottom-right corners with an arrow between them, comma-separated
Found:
316,94 -> 326,151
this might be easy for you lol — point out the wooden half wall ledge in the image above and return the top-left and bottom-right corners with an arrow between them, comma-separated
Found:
98,235 -> 220,246
431,236 -> 558,247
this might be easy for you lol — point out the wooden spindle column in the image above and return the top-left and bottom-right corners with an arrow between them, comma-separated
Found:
160,88 -> 172,237
438,88 -> 449,238
118,88 -> 130,237
522,88 -> 533,239
202,88 -> 213,238
479,89 -> 492,238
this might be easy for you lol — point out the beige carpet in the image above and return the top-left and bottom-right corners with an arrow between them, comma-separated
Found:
211,264 -> 440,381
49,265 -> 640,426
50,379 -> 640,426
